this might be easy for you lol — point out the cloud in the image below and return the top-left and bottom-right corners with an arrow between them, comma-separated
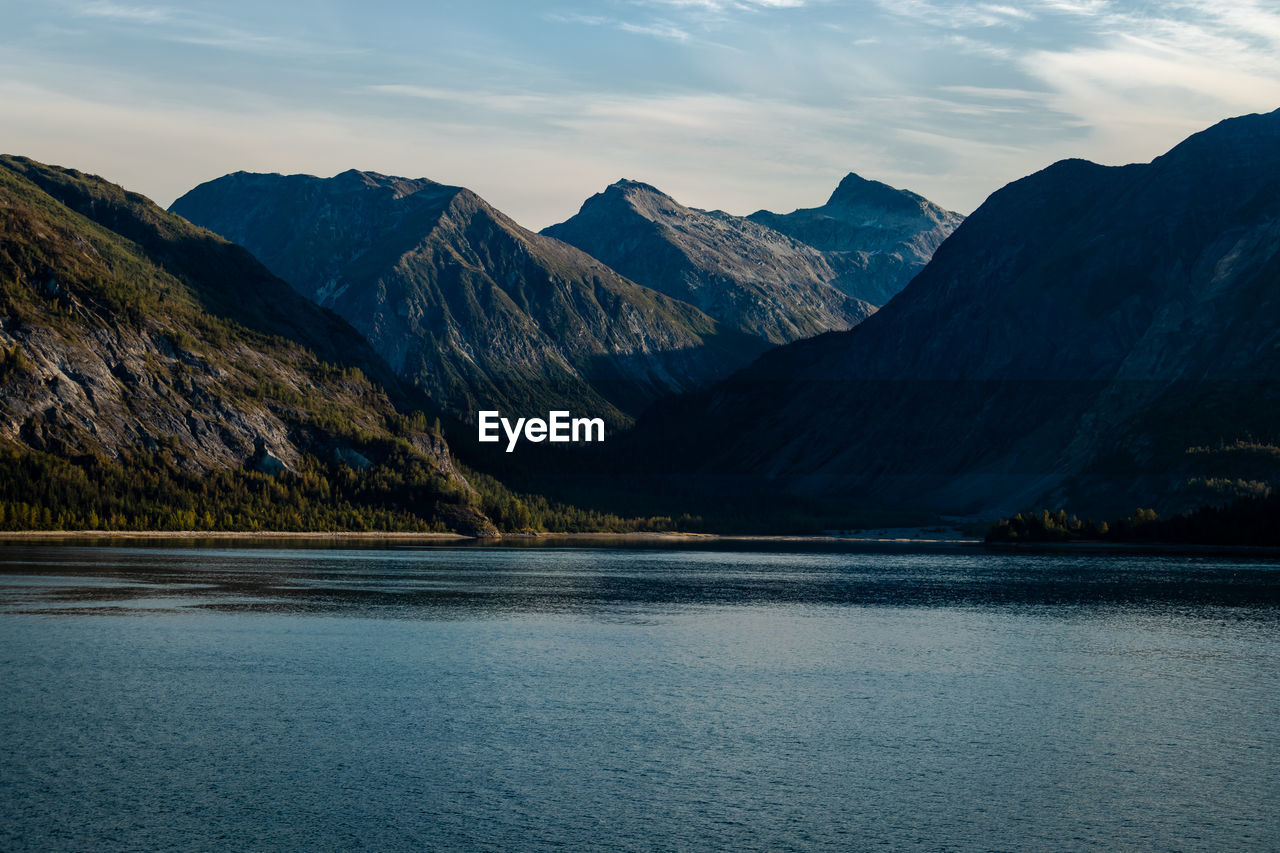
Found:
77,2 -> 174,24
1018,0 -> 1280,164
547,11 -> 692,43
617,20 -> 692,41
1033,0 -> 1110,14
944,34 -> 1015,59
873,0 -> 1035,28
636,0 -> 808,10
940,85 -> 1048,100
366,84 -> 559,116
979,4 -> 1035,21
75,0 -> 357,56
546,12 -> 610,26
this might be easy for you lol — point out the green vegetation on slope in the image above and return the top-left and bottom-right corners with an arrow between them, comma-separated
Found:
0,442 -> 690,534
0,443 -> 460,532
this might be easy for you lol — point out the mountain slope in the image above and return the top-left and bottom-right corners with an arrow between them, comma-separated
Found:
748,173 -> 964,305
0,155 -> 493,533
631,110 -> 1280,519
171,171 -> 764,423
542,180 -> 875,345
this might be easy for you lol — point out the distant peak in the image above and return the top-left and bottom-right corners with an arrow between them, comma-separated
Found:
606,178 -> 668,197
562,179 -> 679,221
827,172 -> 927,212
332,168 -> 399,186
328,169 -> 450,199
325,168 -> 397,189
611,178 -> 657,190
831,172 -> 873,194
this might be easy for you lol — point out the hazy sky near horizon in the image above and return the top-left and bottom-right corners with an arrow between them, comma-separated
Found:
2,0 -> 1278,229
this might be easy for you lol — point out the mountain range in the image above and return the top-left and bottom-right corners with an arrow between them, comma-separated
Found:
172,170 -> 956,425
625,108 -> 1280,520
542,179 -> 904,344
170,171 -> 766,425
4,108 -> 1277,533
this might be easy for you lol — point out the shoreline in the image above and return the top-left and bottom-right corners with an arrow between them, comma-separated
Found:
0,530 -> 471,542
1,530 -> 1277,555
0,529 -> 980,546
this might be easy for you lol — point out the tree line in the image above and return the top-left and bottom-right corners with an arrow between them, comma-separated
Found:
986,494 -> 1280,545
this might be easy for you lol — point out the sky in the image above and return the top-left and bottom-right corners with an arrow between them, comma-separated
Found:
2,1 -> 1279,230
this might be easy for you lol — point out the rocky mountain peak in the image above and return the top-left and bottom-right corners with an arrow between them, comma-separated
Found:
330,168 -> 449,200
608,178 -> 666,196
825,172 -> 929,215
572,179 -> 678,222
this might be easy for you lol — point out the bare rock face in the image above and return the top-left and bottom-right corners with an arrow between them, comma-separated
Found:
631,109 -> 1280,519
172,172 -> 764,424
0,155 -> 487,530
0,317 -> 300,474
543,180 -> 878,345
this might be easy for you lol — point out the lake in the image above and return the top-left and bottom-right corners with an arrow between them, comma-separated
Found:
1,542 -> 1277,851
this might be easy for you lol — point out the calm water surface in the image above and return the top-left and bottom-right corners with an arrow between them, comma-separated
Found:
1,543 -> 1277,851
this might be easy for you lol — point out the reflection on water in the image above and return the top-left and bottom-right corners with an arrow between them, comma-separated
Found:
1,544 -> 1279,616
1,544 -> 1278,852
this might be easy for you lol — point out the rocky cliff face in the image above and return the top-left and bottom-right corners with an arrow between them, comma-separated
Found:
542,180 -> 876,345
172,172 -> 764,423
748,173 -> 964,306
632,110 -> 1280,518
0,155 -> 491,533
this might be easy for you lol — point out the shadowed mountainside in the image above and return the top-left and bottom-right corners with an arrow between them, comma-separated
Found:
620,109 -> 1280,520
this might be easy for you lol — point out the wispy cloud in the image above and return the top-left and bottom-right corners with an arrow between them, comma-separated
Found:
873,0 -> 1035,28
940,84 -> 1047,100
77,2 -> 174,24
636,0 -> 808,10
979,4 -> 1035,21
617,20 -> 692,41
1016,0 -> 1280,163
944,34 -> 1015,59
75,0 -> 359,56
366,84 -> 558,114
1033,0 -> 1110,14
548,11 -> 691,42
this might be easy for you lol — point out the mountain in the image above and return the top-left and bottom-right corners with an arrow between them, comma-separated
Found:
627,110 -> 1280,520
0,155 -> 494,533
171,171 -> 764,424
748,173 -> 965,306
542,180 -> 876,345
